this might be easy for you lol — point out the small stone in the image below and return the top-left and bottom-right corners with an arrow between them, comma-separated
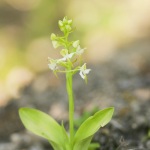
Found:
0,143 -> 17,150
134,88 -> 150,101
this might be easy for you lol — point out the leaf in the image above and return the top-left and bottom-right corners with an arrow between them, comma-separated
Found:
61,122 -> 70,150
49,141 -> 63,150
73,136 -> 93,150
19,107 -> 64,148
88,143 -> 100,150
74,107 -> 114,143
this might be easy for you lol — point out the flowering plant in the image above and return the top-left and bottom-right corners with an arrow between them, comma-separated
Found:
19,17 -> 114,150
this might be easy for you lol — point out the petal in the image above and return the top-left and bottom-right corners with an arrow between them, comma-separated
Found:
79,70 -> 85,79
63,53 -> 74,60
68,53 -> 74,58
58,57 -> 66,62
76,48 -> 85,55
84,69 -> 91,74
48,63 -> 57,71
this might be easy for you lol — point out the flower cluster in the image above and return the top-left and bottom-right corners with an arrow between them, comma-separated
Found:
48,17 -> 91,81
58,17 -> 73,33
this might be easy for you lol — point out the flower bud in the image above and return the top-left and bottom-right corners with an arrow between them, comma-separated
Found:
52,41 -> 60,48
51,33 -> 56,40
60,49 -> 68,56
73,40 -> 79,48
65,25 -> 71,31
58,20 -> 63,27
63,17 -> 67,23
60,27 -> 65,32
68,19 -> 73,25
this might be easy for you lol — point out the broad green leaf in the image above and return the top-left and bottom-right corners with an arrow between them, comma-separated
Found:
88,143 -> 100,150
73,136 -> 93,150
74,107 -> 114,143
49,141 -> 63,150
19,108 -> 64,147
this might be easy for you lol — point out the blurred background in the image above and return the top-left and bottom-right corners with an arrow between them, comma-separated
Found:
0,0 -> 150,104
0,0 -> 150,149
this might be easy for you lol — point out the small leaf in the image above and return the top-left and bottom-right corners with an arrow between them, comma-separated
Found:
19,108 -> 64,147
74,107 -> 114,143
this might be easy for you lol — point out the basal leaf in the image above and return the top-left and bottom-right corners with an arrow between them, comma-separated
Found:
19,107 -> 64,147
74,107 -> 114,143
49,140 -> 63,150
88,143 -> 100,150
73,136 -> 93,150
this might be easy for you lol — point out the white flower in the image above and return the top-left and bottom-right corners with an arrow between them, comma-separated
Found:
48,59 -> 58,71
73,41 -> 85,55
59,52 -> 74,61
79,63 -> 91,79
48,63 -> 58,71
60,49 -> 74,61
76,46 -> 85,55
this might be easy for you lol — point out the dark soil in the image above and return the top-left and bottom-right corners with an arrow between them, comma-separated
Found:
0,38 -> 150,150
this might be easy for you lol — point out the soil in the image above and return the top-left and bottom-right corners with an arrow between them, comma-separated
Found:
0,38 -> 150,150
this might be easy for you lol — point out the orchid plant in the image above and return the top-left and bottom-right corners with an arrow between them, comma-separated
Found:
19,17 -> 114,150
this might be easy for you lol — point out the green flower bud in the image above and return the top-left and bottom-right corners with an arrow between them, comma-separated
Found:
63,17 -> 67,23
60,27 -> 65,32
73,40 -> 79,48
68,19 -> 72,25
51,33 -> 56,40
65,25 -> 71,31
58,20 -> 63,27
52,41 -> 60,48
60,49 -> 68,56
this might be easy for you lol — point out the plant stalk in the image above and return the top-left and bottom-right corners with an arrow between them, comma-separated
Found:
66,70 -> 74,149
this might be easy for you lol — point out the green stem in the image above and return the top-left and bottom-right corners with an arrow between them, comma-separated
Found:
66,70 -> 74,149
